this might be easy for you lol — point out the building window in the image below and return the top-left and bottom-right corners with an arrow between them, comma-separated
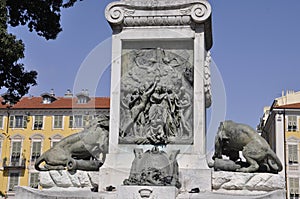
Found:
74,115 -> 83,128
31,142 -> 41,162
15,116 -> 23,128
11,141 -> 21,165
0,115 -> 3,129
69,115 -> 93,128
53,115 -> 63,129
51,141 -> 59,147
29,134 -> 44,163
289,144 -> 299,164
78,97 -> 87,104
50,134 -> 63,147
33,115 -> 43,130
42,97 -> 52,104
288,116 -> 298,132
83,115 -> 93,127
41,92 -> 56,104
8,172 -> 20,192
290,178 -> 299,199
9,115 -> 27,128
69,115 -> 83,128
29,173 -> 39,189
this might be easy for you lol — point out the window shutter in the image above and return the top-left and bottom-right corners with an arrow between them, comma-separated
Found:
293,121 -> 297,126
296,146 -> 299,163
58,116 -> 63,128
11,142 -> 21,162
54,115 -> 63,128
288,145 -> 298,163
9,116 -> 14,128
53,116 -> 57,127
83,115 -> 87,127
296,179 -> 299,194
290,178 -> 294,193
0,116 -> 3,128
69,116 -> 73,128
31,142 -> 41,161
23,115 -> 27,128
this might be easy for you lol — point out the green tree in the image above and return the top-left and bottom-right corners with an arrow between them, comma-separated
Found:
0,0 -> 81,104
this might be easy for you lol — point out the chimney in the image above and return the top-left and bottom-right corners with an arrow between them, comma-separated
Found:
50,89 -> 55,96
64,89 -> 73,98
85,89 -> 89,96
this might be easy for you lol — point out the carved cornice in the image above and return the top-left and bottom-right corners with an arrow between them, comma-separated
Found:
105,0 -> 212,49
105,0 -> 211,28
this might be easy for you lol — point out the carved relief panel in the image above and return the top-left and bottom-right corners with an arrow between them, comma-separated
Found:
119,41 -> 194,145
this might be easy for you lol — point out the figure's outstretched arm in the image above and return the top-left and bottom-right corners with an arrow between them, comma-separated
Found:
145,77 -> 160,96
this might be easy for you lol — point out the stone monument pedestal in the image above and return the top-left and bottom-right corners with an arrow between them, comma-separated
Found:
100,0 -> 214,193
177,154 -> 211,192
100,152 -> 211,193
99,153 -> 133,192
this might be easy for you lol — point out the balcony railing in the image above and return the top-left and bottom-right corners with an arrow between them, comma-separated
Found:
3,158 -> 26,169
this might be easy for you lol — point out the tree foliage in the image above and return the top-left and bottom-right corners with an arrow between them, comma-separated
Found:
0,0 -> 81,104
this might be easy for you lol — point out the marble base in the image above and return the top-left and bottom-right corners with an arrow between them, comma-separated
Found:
15,186 -> 99,199
177,190 -> 286,199
15,186 -> 285,199
99,153 -> 133,192
177,154 -> 211,192
99,153 -> 212,193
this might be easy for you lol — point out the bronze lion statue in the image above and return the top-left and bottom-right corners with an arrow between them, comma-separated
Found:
35,114 -> 109,171
212,120 -> 282,173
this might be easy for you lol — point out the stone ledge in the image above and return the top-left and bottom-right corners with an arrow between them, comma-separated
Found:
212,171 -> 285,195
39,170 -> 99,189
15,186 -> 286,199
15,186 -> 100,199
177,190 -> 286,199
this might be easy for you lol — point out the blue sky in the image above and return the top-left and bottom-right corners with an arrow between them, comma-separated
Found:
9,0 -> 300,140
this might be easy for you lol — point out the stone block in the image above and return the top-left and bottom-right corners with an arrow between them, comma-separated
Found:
39,172 -> 56,188
88,171 -> 100,187
212,171 -> 285,195
180,168 -> 211,192
49,170 -> 73,188
39,170 -> 97,189
77,171 -> 92,187
67,172 -> 81,187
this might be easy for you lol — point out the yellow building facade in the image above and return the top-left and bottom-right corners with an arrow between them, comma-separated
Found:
260,90 -> 300,199
0,91 -> 109,197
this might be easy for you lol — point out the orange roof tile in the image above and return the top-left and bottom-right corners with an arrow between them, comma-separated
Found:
0,97 -> 110,109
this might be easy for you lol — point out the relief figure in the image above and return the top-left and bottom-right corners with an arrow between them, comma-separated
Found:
120,48 -> 194,144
